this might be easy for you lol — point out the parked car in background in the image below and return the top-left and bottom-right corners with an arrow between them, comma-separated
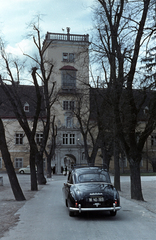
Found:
62,165 -> 121,217
18,165 -> 31,174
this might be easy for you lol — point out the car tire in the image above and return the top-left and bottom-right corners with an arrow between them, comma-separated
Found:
110,211 -> 117,216
69,210 -> 75,217
19,170 -> 24,174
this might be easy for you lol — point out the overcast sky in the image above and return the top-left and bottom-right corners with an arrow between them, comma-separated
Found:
0,0 -> 95,55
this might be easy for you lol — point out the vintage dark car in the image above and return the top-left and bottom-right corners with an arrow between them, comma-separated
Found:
62,166 -> 121,217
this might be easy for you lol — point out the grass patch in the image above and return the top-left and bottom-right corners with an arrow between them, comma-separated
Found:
141,172 -> 156,176
120,172 -> 156,176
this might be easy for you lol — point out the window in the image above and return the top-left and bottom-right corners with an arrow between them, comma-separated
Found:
63,133 -> 75,145
119,158 -> 127,168
70,134 -> 75,144
63,101 -> 75,110
70,101 -> 74,110
69,53 -> 74,62
62,53 -> 75,62
60,66 -> 77,91
63,134 -> 68,144
24,102 -> 29,112
0,158 -> 1,169
62,70 -> 76,89
63,53 -> 68,62
140,159 -> 143,167
15,133 -> 23,145
63,101 -> 69,110
78,173 -> 107,183
36,133 -> 43,144
15,158 -> 23,168
151,135 -> 156,146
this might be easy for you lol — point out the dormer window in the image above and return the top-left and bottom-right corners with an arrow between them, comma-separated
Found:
143,106 -> 149,115
24,102 -> 29,112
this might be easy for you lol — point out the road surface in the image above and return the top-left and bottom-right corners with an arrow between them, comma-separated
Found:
1,175 -> 156,240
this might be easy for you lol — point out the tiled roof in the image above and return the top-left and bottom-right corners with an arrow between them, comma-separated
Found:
90,88 -> 153,122
0,85 -> 46,119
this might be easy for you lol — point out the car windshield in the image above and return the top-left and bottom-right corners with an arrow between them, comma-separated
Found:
78,173 -> 108,183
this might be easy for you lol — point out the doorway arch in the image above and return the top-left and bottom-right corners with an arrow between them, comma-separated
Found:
64,154 -> 76,170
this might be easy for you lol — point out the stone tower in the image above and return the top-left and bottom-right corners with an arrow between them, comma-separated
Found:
43,28 -> 90,173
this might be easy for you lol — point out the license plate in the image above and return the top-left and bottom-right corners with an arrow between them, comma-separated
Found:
89,197 -> 104,202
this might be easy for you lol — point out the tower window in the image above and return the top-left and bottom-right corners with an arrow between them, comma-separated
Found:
69,53 -> 74,62
60,66 -> 77,91
63,134 -> 68,144
62,70 -> 76,89
62,53 -> 75,62
63,101 -> 69,110
63,133 -> 75,145
63,53 -> 68,62
63,101 -> 75,110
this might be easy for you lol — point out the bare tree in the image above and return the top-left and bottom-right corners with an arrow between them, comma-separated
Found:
45,116 -> 57,178
71,89 -> 99,164
90,87 -> 114,167
92,0 -> 156,200
0,17 -> 57,190
0,118 -> 26,201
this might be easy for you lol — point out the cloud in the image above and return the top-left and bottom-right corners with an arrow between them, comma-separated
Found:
6,38 -> 36,58
0,0 -> 94,57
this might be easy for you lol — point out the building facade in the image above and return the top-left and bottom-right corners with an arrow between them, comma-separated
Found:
0,29 -> 155,174
0,85 -> 46,171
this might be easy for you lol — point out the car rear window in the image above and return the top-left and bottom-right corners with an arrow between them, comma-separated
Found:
78,173 -> 108,183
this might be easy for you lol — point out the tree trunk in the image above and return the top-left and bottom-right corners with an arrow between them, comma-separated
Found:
47,156 -> 52,178
129,160 -> 144,201
114,139 -> 121,191
151,160 -> 156,172
5,163 -> 26,201
29,148 -> 38,191
36,153 -> 47,185
101,143 -> 111,171
0,118 -> 26,201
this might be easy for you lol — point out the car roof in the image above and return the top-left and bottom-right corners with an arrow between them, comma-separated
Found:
71,166 -> 108,175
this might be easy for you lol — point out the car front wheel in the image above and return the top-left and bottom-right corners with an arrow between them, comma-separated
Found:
69,210 -> 75,217
19,170 -> 25,174
110,211 -> 117,216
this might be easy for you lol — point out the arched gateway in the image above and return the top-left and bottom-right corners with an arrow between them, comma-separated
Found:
53,145 -> 86,174
64,154 -> 76,170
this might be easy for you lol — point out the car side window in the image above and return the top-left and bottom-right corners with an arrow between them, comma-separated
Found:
67,172 -> 71,182
69,174 -> 73,184
67,172 -> 73,184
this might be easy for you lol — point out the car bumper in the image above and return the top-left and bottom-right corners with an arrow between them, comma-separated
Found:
69,204 -> 121,213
